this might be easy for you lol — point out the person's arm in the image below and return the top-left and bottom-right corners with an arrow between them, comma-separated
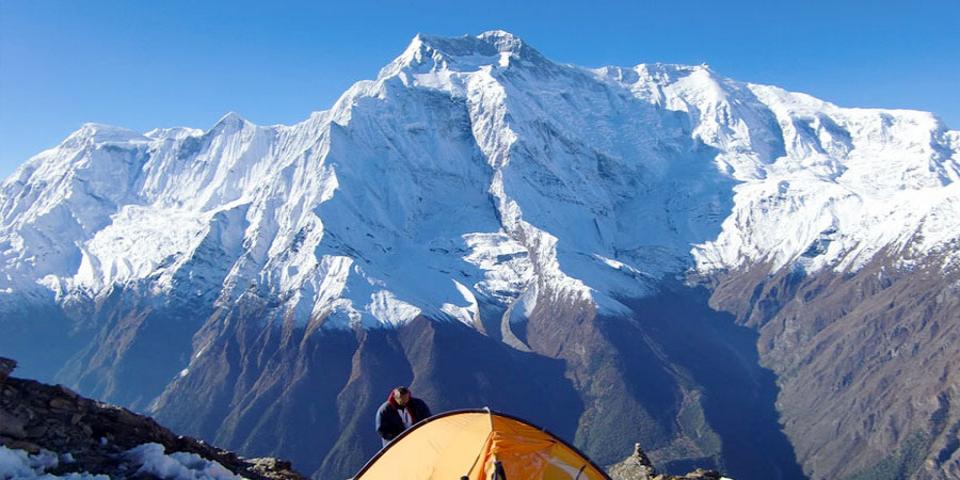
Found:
416,399 -> 432,421
375,405 -> 392,439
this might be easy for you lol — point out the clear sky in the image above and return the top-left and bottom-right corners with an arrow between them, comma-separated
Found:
1,0 -> 958,178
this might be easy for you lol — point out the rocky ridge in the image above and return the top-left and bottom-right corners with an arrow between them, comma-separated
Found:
0,357 -> 305,480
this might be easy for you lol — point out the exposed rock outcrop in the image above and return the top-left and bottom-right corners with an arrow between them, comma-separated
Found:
609,443 -> 727,480
0,359 -> 305,479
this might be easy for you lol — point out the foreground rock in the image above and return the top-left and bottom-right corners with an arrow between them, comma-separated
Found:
609,443 -> 729,480
0,357 -> 305,479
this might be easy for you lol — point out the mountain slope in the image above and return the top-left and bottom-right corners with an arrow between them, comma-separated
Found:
709,252 -> 960,479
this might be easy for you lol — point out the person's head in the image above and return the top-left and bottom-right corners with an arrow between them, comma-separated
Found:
393,386 -> 411,406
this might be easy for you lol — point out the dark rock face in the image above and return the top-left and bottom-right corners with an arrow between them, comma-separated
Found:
56,284 -> 225,412
134,282 -> 802,480
0,371 -> 306,479
709,254 -> 960,480
611,286 -> 804,479
515,282 -> 805,479
1,275 -> 809,480
148,310 -> 585,479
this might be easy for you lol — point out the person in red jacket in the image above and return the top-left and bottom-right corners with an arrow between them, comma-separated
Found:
375,386 -> 431,447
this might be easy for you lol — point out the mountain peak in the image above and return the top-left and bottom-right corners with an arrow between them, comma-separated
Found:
211,111 -> 251,132
383,30 -> 546,77
215,111 -> 246,124
416,29 -> 532,55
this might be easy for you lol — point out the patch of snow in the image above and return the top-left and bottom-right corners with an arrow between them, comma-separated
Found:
462,231 -> 534,303
366,290 -> 422,328
70,206 -> 209,294
440,279 -> 480,326
0,446 -> 107,479
123,443 -> 240,480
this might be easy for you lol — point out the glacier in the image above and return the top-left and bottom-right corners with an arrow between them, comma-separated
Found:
2,30 -> 958,333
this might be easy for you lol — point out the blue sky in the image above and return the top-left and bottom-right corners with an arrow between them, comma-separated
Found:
1,0 -> 958,177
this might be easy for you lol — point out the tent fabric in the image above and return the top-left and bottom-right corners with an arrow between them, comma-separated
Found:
354,409 -> 610,480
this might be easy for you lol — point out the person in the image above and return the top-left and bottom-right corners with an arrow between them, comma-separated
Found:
375,386 -> 431,447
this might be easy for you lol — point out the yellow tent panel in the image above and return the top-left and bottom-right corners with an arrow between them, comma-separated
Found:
354,409 -> 610,480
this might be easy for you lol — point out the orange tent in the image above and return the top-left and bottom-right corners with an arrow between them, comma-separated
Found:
354,409 -> 611,480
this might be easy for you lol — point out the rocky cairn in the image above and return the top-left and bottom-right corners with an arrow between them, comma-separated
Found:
0,357 -> 305,479
608,443 -> 727,480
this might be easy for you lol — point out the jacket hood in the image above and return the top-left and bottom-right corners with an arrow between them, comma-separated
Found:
386,389 -> 408,409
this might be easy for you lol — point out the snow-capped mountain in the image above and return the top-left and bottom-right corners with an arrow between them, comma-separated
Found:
5,31 -> 956,327
2,31 -> 958,480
